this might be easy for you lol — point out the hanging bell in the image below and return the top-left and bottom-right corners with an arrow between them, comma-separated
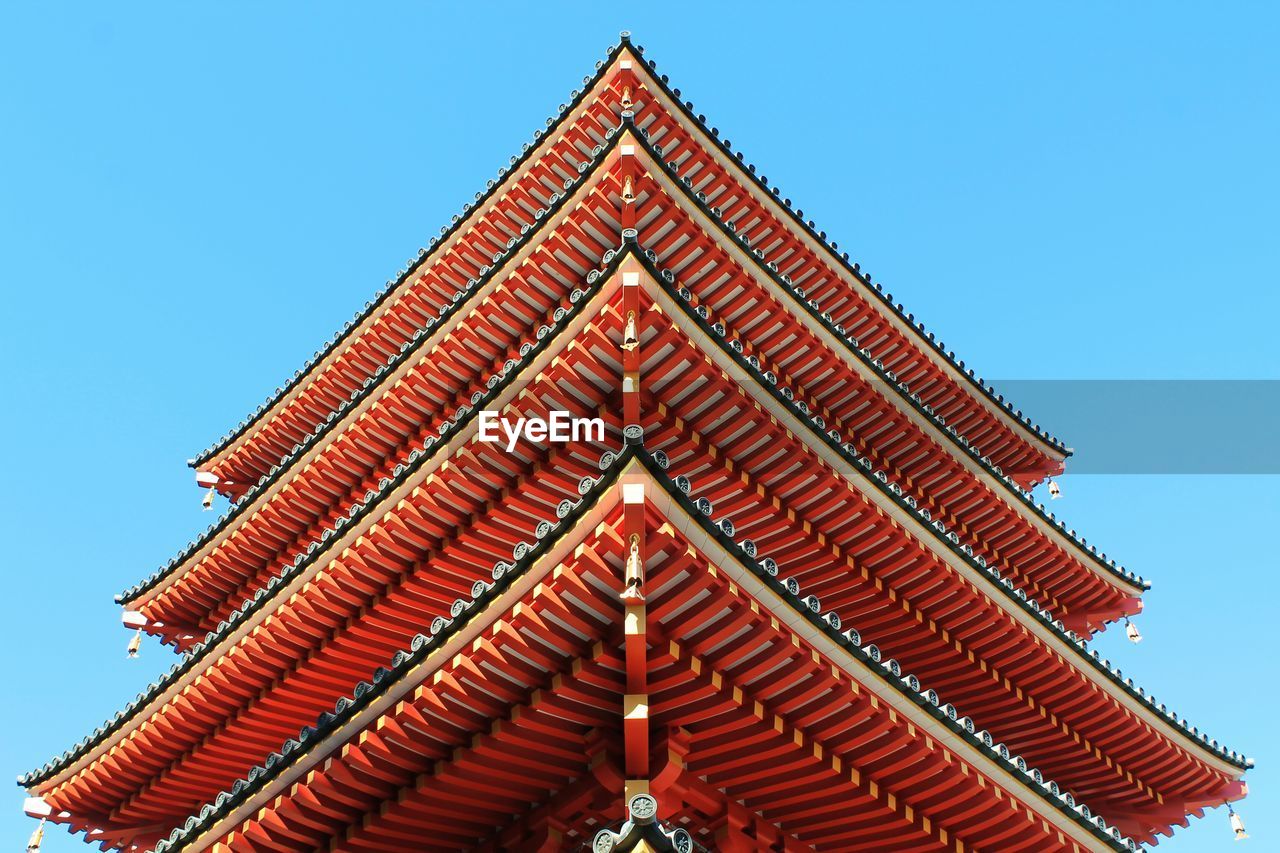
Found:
27,818 -> 45,852
621,176 -> 636,204
621,535 -> 644,601
1047,479 -> 1061,499
622,311 -> 639,352
202,486 -> 216,511
127,628 -> 142,659
620,85 -> 633,110
1229,805 -> 1248,840
1125,619 -> 1142,644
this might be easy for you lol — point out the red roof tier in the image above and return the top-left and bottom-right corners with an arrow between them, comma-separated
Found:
190,40 -> 1067,497
153,465 -> 1141,852
121,129 -> 1139,655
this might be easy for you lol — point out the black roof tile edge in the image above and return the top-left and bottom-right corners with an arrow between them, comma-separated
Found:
649,451 -> 1140,852
626,132 -> 1145,592
621,38 -> 1070,455
188,41 -> 629,468
117,129 -> 630,605
23,242 -> 643,788
148,445 -> 635,853
632,249 -> 1249,772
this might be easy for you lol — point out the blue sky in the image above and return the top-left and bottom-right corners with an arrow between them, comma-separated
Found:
1,3 -> 1276,850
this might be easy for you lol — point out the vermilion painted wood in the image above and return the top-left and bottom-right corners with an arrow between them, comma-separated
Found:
38,281 -> 1234,850
139,162 -> 1129,657
195,48 -> 1061,502
193,510 -> 1100,852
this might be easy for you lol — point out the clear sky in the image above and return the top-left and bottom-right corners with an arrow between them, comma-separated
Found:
2,3 -> 1276,851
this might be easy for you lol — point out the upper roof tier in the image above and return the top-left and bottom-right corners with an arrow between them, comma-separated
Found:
126,89 -> 1147,657
189,35 -> 1070,496
119,139 -> 1143,652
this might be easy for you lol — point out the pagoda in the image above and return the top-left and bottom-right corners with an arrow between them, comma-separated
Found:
20,34 -> 1250,852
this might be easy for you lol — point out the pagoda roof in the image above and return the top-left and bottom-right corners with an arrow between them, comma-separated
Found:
187,36 -> 1068,491
23,248 -> 1247,840
142,448 -> 1140,853
117,127 -> 1141,649
18,37 -> 1256,853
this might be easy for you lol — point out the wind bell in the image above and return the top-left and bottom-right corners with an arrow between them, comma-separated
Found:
202,486 -> 216,511
622,311 -> 639,352
1125,619 -> 1142,644
1229,804 -> 1248,841
621,176 -> 636,204
26,818 -> 45,852
621,534 -> 643,601
127,628 -> 142,658
620,85 -> 633,110
1047,479 -> 1061,499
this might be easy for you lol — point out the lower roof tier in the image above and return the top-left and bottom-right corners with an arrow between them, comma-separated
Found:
145,462 -> 1136,852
